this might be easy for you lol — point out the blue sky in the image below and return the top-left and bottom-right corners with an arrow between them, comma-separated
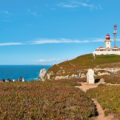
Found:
0,0 -> 120,65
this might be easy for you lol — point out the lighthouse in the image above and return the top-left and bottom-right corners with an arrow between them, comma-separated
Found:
105,34 -> 111,49
93,32 -> 120,55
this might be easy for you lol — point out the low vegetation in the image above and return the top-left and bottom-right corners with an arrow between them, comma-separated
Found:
48,54 -> 120,76
49,78 -> 86,86
0,80 -> 96,120
101,75 -> 120,84
87,85 -> 120,119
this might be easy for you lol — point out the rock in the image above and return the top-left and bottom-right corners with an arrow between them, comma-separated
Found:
87,69 -> 95,84
81,73 -> 86,78
46,71 -> 54,80
54,74 -> 80,80
97,72 -> 110,76
39,68 -> 47,81
71,74 -> 78,78
46,73 -> 51,80
55,75 -> 69,80
71,74 -> 75,78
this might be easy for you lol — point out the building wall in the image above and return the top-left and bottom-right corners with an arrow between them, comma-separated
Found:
93,51 -> 120,55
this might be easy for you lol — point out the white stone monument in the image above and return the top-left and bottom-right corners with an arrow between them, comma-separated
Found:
39,68 -> 46,81
87,69 -> 95,84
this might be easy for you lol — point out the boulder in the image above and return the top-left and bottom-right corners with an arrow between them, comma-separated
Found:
55,75 -> 69,80
39,68 -> 47,81
46,71 -> 54,80
81,73 -> 86,78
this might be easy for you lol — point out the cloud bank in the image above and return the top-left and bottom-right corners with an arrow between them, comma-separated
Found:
57,0 -> 103,10
2,38 -> 120,46
32,38 -> 104,45
0,42 -> 23,46
37,58 -> 66,63
0,38 -> 105,47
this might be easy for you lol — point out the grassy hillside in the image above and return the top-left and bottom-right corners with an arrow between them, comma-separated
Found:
48,54 -> 120,77
0,80 -> 96,120
87,85 -> 120,119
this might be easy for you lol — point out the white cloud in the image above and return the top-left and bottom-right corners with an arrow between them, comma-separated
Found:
76,2 -> 94,8
92,38 -> 104,42
37,58 -> 65,63
32,38 -> 104,45
0,38 -> 105,47
2,10 -> 9,15
62,4 -> 77,8
0,10 -> 11,23
0,42 -> 23,46
58,0 -> 102,9
0,10 -> 9,15
27,9 -> 39,16
58,3 -> 78,8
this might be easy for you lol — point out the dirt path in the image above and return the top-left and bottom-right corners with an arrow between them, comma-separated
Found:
76,79 -> 120,93
76,80 -> 116,120
106,83 -> 120,86
92,99 -> 115,120
76,82 -> 100,92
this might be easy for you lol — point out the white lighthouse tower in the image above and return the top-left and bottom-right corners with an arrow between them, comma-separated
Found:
105,34 -> 111,49
93,33 -> 120,55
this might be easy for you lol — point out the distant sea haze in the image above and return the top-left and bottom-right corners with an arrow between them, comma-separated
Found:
0,65 -> 52,81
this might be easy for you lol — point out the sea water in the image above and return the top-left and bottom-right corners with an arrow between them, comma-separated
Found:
0,65 -> 52,81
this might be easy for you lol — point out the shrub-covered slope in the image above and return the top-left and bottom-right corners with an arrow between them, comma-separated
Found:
87,85 -> 120,119
0,81 -> 96,120
46,54 -> 120,79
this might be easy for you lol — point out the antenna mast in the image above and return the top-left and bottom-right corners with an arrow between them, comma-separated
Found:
113,24 -> 117,47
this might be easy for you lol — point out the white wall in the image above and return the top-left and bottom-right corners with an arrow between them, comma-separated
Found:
93,51 -> 120,55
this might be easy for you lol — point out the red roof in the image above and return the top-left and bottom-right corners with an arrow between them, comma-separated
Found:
99,47 -> 103,48
114,46 -> 119,48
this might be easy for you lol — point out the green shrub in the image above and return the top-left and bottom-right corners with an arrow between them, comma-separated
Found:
102,75 -> 120,84
48,54 -> 120,76
87,85 -> 120,119
0,81 -> 96,120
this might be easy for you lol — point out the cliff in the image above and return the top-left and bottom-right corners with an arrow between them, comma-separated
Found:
45,54 -> 120,80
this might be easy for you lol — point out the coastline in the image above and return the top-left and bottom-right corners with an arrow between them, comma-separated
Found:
0,65 -> 52,81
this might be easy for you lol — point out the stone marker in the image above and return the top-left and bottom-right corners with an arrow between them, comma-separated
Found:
39,68 -> 46,81
87,69 -> 95,84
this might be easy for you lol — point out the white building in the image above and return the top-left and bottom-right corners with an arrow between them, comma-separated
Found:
93,34 -> 120,55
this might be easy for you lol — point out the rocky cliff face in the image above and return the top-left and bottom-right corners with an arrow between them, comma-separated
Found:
45,67 -> 120,80
45,54 -> 120,80
39,68 -> 47,81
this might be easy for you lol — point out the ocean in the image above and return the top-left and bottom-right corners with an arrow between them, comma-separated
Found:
0,65 -> 52,81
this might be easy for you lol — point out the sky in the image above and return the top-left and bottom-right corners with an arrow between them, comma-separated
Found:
0,0 -> 120,65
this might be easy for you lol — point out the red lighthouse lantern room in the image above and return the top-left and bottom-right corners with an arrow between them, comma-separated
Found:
106,34 -> 110,40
